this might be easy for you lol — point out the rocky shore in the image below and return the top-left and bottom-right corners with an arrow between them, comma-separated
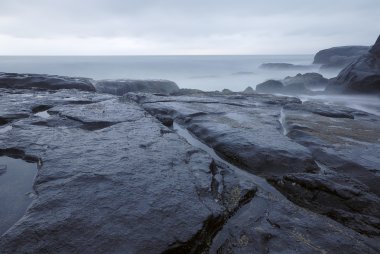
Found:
0,35 -> 380,253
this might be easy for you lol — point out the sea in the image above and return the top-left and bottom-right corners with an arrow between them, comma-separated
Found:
0,55 -> 338,91
1,55 -> 378,115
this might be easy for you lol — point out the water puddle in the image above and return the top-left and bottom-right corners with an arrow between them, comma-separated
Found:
0,156 -> 37,236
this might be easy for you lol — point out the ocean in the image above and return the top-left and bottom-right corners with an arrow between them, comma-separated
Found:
0,55 -> 339,91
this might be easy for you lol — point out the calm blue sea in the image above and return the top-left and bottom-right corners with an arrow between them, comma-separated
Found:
0,55 -> 338,91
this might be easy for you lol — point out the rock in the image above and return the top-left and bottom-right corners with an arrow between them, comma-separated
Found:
94,79 -> 179,96
131,92 -> 380,241
0,88 -> 256,253
131,93 -> 318,179
171,88 -> 204,96
0,164 -> 6,175
242,86 -> 254,94
328,35 -> 380,94
278,100 -> 380,236
0,72 -> 95,91
221,89 -> 233,94
259,63 -> 313,70
370,35 -> 380,55
313,46 -> 370,69
256,80 -> 284,93
256,78 -> 313,95
283,73 -> 329,90
0,88 -> 379,253
282,82 -> 310,94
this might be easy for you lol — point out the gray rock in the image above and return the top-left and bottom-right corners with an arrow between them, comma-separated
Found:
1,88 -> 379,253
314,46 -> 370,69
171,88 -> 204,96
221,88 -> 233,94
328,35 -> 380,94
256,80 -> 284,93
259,63 -> 313,70
0,89 -> 256,253
0,72 -> 95,91
0,164 -> 6,175
94,79 -> 179,96
256,76 -> 317,95
283,72 -> 329,89
282,82 -> 311,95
242,86 -> 254,94
370,35 -> 380,56
279,100 -> 380,236
130,92 -> 380,241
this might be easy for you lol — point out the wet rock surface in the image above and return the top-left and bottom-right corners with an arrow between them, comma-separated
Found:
0,87 -> 379,253
131,92 -> 380,241
279,101 -> 380,236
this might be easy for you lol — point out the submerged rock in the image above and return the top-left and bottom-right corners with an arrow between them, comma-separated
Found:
313,46 -> 370,69
328,35 -> 380,94
94,79 -> 179,95
259,63 -> 313,70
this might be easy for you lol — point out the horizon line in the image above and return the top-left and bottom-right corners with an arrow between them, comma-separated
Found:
0,53 -> 315,57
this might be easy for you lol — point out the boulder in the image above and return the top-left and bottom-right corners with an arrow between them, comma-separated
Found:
256,80 -> 284,93
313,46 -> 370,69
0,72 -> 95,91
221,88 -> 233,94
94,79 -> 179,96
242,86 -> 254,94
328,35 -> 380,94
283,73 -> 328,90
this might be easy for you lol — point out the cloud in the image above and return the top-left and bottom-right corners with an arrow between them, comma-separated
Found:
0,0 -> 379,54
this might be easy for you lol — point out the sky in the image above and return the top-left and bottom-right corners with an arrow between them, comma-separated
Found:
0,0 -> 379,55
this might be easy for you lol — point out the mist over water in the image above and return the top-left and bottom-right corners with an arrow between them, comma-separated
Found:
0,55 -> 339,91
2,55 -> 377,115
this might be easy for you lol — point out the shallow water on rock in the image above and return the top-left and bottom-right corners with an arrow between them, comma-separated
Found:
0,156 -> 37,236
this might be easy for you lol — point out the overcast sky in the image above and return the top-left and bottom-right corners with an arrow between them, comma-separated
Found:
0,0 -> 379,55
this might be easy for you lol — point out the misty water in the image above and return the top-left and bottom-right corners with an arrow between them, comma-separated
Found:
0,156 -> 37,236
0,55 -> 338,91
0,55 -> 378,115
